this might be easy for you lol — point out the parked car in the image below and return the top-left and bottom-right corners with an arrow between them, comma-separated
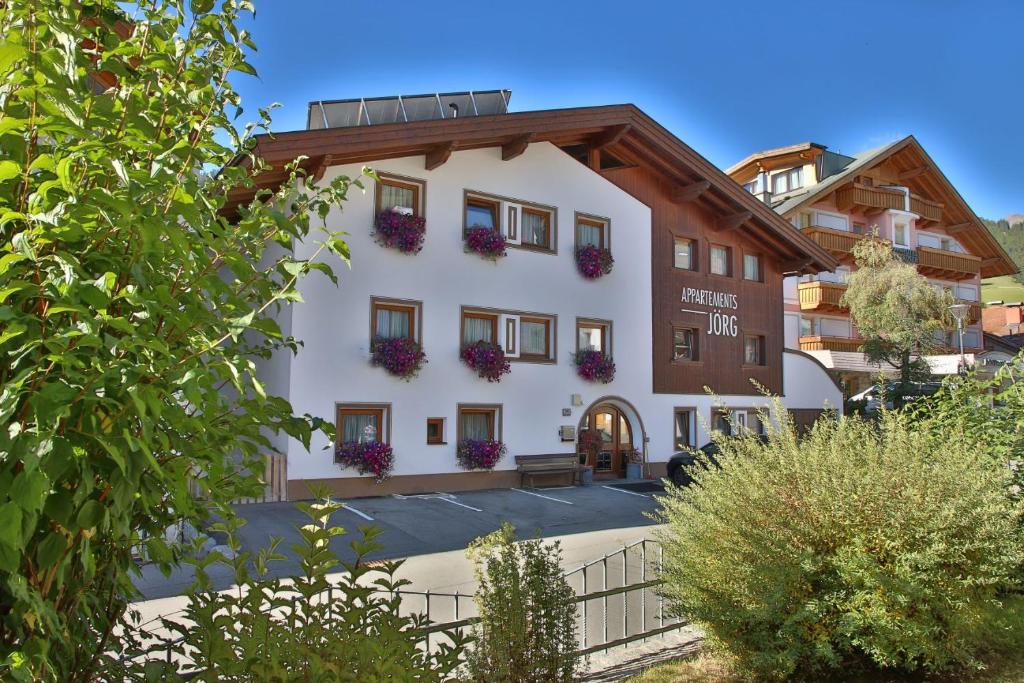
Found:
666,434 -> 769,487
848,380 -> 943,414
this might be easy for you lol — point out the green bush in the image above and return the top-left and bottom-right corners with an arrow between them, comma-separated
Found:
105,497 -> 467,681
656,403 -> 1024,680
465,523 -> 581,682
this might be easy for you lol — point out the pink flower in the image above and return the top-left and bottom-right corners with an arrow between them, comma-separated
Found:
575,245 -> 614,279
456,439 -> 507,470
335,441 -> 395,482
464,226 -> 507,261
371,336 -> 427,380
460,341 -> 511,382
575,349 -> 615,383
374,210 -> 426,254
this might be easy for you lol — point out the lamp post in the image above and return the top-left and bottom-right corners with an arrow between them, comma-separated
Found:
948,303 -> 971,374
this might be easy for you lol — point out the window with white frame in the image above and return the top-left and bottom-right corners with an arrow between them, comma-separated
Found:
772,167 -> 803,195
461,307 -> 555,362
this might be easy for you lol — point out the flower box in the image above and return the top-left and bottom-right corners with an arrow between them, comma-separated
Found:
374,209 -> 426,254
575,245 -> 614,279
464,226 -> 507,261
574,349 -> 615,383
371,336 -> 426,380
456,439 -> 506,470
460,340 -> 511,382
335,441 -> 394,482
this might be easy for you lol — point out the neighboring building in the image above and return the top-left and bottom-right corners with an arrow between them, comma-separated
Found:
228,91 -> 842,500
727,137 -> 1018,395
983,301 -> 1024,337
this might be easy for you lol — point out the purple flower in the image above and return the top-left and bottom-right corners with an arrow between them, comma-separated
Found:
464,226 -> 507,261
575,349 -> 615,383
335,441 -> 395,481
460,341 -> 511,382
374,209 -> 426,254
371,336 -> 427,380
575,245 -> 614,279
456,439 -> 507,470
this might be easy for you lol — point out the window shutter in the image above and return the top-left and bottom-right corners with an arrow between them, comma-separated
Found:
500,314 -> 520,358
503,202 -> 521,245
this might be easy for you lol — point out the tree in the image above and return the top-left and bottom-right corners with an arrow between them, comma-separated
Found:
840,237 -> 952,387
0,2 -> 354,679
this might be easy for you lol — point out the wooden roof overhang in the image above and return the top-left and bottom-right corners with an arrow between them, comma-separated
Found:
725,142 -> 826,182
781,136 -> 1017,279
223,104 -> 838,274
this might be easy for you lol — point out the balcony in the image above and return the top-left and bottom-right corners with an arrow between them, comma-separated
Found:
910,194 -> 943,223
835,183 -> 906,214
799,336 -> 862,352
798,281 -> 848,313
916,247 -> 981,279
800,226 -> 870,261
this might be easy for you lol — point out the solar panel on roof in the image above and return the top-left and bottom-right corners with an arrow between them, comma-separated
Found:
307,90 -> 511,130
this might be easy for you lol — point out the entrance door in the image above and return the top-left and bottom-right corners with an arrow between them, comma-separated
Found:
578,404 -> 633,478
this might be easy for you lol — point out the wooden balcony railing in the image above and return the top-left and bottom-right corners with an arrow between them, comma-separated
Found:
799,335 -> 862,352
956,300 -> 982,325
910,194 -> 943,223
835,183 -> 906,213
800,226 -> 870,257
798,281 -> 848,312
916,246 -> 981,278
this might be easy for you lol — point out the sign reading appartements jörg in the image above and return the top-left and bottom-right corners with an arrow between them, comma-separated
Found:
680,287 -> 739,337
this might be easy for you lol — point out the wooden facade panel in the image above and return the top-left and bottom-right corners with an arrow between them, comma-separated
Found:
604,166 -> 783,396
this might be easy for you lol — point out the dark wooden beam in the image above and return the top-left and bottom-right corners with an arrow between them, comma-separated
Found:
982,257 -> 1003,268
780,257 -> 814,274
589,124 -> 631,150
898,166 -> 928,181
670,180 -> 711,204
425,141 -> 456,170
501,133 -> 534,161
944,221 -> 972,234
713,210 -> 752,232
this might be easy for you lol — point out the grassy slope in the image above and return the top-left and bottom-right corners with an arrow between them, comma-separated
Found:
981,275 -> 1024,303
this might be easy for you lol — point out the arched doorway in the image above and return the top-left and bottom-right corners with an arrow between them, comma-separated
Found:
578,403 -> 634,478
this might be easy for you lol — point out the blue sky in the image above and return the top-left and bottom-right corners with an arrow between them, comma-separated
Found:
233,0 -> 1023,220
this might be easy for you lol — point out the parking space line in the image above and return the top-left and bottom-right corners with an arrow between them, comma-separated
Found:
343,504 -> 374,522
600,485 -> 651,499
511,488 -> 573,505
435,494 -> 483,512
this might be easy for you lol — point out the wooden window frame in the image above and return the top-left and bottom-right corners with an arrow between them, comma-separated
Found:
520,206 -> 554,252
673,236 -> 697,271
576,318 -> 612,357
743,334 -> 767,367
456,403 -> 503,442
575,212 -> 610,251
426,417 -> 446,445
709,244 -> 732,277
374,173 -> 425,217
518,316 -> 552,360
673,408 -> 693,452
335,403 -> 391,446
369,297 -> 422,345
460,310 -> 499,346
742,252 -> 763,283
672,325 -> 700,363
463,194 -> 502,236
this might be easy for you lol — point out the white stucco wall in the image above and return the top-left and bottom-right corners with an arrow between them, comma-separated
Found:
277,142 -> 842,483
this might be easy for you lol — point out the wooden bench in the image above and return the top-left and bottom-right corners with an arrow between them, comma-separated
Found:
514,453 -> 579,488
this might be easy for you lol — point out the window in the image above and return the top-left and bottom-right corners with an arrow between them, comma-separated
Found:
674,238 -> 695,270
742,177 -> 761,195
465,195 -> 500,233
673,409 -> 692,451
370,298 -> 419,342
576,215 -> 609,249
519,317 -> 550,359
744,335 -> 766,365
800,317 -> 817,337
458,405 -> 501,442
893,222 -> 908,247
521,206 -> 554,250
462,311 -> 498,345
771,167 -> 803,195
337,404 -> 388,445
426,418 -> 445,445
797,211 -> 813,229
375,175 -> 423,216
711,409 -> 731,435
852,221 -> 866,235
743,254 -> 762,282
673,327 -> 698,361
710,245 -> 731,276
577,319 -> 611,354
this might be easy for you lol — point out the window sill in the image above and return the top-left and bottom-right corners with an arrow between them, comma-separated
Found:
708,272 -> 733,280
509,243 -> 557,255
510,356 -> 557,365
427,442 -> 448,446
671,359 -> 703,366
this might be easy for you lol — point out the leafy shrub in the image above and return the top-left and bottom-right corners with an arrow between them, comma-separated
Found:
106,498 -> 467,681
456,439 -> 506,470
465,523 -> 581,682
335,441 -> 395,481
460,341 -> 511,382
464,226 -> 507,261
370,335 -> 427,379
656,403 -> 1024,680
575,245 -> 614,279
374,209 -> 426,253
574,349 -> 615,383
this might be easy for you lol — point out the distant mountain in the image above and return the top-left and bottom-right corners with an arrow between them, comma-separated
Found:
982,216 -> 1024,286
1005,214 -> 1024,228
